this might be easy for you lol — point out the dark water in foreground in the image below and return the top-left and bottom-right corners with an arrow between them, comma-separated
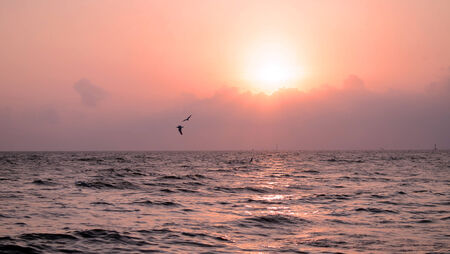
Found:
0,151 -> 449,253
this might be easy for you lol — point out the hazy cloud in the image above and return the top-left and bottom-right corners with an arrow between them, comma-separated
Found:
73,79 -> 107,107
1,76 -> 449,150
343,75 -> 365,90
138,76 -> 450,150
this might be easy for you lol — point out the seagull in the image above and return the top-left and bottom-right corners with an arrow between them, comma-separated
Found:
182,114 -> 192,122
177,125 -> 184,135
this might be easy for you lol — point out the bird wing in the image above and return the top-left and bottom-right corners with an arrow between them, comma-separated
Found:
178,127 -> 183,135
183,114 -> 192,121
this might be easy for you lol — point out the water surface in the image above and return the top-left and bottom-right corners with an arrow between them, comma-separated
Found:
0,151 -> 449,253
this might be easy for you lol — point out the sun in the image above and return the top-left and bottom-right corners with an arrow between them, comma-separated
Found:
244,42 -> 303,94
251,58 -> 296,92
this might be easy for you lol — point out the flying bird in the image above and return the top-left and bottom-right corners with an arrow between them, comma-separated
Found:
177,125 -> 184,135
182,114 -> 192,122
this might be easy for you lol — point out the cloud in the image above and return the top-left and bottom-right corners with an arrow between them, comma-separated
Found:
136,75 -> 450,150
1,75 -> 450,150
342,74 -> 365,90
73,79 -> 107,107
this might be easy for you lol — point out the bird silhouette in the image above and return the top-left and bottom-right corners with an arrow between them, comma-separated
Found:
177,125 -> 184,135
182,114 -> 192,122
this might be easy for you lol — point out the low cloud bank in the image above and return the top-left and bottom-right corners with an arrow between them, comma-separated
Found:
145,75 -> 450,150
1,75 -> 449,150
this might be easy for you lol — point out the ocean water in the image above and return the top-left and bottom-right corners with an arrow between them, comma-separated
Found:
0,151 -> 448,253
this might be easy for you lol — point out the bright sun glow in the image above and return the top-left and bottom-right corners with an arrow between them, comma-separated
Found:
245,42 -> 303,94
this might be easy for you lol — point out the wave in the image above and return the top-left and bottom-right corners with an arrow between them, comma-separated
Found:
20,233 -> 77,241
176,188 -> 198,193
167,240 -> 223,248
75,180 -> 136,190
303,238 -> 348,248
76,157 -> 103,162
371,194 -> 388,199
31,179 -> 56,186
100,167 -> 143,177
0,244 -> 41,254
26,154 -> 42,161
355,207 -> 398,214
299,194 -> 352,204
180,232 -> 231,242
246,198 -> 283,204
74,229 -> 145,245
114,157 -> 132,163
323,158 -> 364,163
300,169 -> 320,174
138,228 -> 231,245
415,219 -> 433,223
133,200 -> 180,207
159,188 -> 176,193
238,214 -> 310,228
158,174 -> 207,181
90,201 -> 113,206
137,228 -> 173,235
211,186 -> 270,193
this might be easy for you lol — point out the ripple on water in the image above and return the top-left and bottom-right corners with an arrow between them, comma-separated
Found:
74,180 -> 137,190
237,214 -> 311,229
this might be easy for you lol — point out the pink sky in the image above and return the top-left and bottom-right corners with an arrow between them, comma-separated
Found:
1,0 -> 449,150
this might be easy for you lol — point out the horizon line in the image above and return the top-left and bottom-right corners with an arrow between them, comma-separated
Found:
0,148 -> 448,153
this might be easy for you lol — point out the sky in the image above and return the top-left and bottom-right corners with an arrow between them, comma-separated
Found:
0,0 -> 449,150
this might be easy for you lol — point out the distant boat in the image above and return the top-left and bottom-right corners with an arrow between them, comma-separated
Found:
434,144 -> 438,151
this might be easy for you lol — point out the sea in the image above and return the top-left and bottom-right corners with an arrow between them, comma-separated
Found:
0,151 -> 448,253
